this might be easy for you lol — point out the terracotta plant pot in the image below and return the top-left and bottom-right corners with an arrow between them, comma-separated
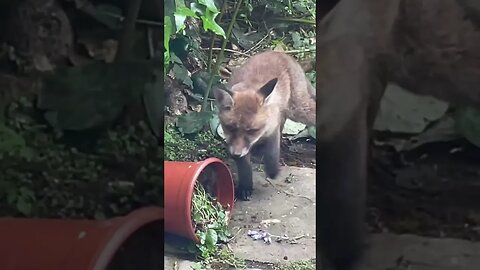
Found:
164,157 -> 235,242
0,206 -> 164,270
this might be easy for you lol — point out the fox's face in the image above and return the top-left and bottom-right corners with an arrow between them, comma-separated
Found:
213,78 -> 279,157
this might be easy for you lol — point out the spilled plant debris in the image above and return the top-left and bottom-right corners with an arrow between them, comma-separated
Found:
190,181 -> 245,269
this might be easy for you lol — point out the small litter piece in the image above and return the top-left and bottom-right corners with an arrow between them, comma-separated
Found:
260,218 -> 281,226
247,230 -> 272,244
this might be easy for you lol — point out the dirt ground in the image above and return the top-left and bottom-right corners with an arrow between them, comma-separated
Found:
367,138 -> 480,241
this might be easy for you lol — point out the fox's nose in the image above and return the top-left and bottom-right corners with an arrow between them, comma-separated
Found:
229,146 -> 249,158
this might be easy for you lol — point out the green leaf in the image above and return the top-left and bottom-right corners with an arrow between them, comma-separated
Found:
175,6 -> 199,18
173,7 -> 199,33
176,111 -> 214,134
282,119 -> 306,135
192,212 -> 202,221
164,16 -> 173,74
172,64 -> 193,88
198,0 -> 219,13
201,11 -> 225,38
209,112 -> 220,135
191,262 -> 203,270
198,231 -> 207,245
205,228 -> 218,247
374,84 -> 449,134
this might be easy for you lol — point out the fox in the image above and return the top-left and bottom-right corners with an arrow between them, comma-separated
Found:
213,51 -> 316,200
316,0 -> 480,270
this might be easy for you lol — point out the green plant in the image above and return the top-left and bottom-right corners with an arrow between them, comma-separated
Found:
164,0 -> 226,75
164,123 -> 228,161
189,183 -> 245,269
280,259 -> 316,270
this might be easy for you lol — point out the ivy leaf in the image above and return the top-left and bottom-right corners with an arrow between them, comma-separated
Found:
174,7 -> 198,33
201,10 -> 225,38
198,0 -> 219,13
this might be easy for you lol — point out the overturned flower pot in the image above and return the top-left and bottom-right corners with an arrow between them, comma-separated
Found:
0,206 -> 164,270
164,157 -> 235,242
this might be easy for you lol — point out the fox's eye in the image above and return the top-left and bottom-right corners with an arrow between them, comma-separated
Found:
246,128 -> 259,134
222,105 -> 232,111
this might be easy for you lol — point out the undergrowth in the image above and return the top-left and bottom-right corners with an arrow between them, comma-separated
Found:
190,184 -> 245,269
164,123 -> 228,162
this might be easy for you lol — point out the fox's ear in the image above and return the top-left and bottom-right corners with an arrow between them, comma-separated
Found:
213,86 -> 234,110
258,78 -> 278,102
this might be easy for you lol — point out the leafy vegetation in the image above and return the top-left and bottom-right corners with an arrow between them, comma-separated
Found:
190,183 -> 245,269
164,0 -> 317,138
164,123 -> 227,162
279,259 -> 316,270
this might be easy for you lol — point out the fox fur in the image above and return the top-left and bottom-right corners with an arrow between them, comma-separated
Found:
213,51 -> 316,200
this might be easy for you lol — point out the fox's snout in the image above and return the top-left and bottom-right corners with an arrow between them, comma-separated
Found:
227,137 -> 252,158
228,144 -> 250,158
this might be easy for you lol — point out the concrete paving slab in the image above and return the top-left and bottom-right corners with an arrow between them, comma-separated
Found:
228,166 -> 316,264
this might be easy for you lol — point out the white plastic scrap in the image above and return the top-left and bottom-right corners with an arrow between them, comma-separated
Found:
247,230 -> 272,244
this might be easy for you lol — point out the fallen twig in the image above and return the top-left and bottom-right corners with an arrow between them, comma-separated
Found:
203,47 -> 316,56
201,47 -> 251,56
228,228 -> 243,242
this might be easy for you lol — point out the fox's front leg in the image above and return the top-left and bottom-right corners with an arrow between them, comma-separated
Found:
263,127 -> 281,179
234,153 -> 253,200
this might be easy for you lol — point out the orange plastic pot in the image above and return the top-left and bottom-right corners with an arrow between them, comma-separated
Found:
0,206 -> 164,270
164,157 -> 235,242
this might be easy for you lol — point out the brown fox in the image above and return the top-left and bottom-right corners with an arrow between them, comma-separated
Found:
213,51 -> 316,200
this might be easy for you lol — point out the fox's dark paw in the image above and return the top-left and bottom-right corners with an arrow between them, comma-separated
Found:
235,186 -> 252,201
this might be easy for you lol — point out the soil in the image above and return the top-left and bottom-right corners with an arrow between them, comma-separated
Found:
279,135 -> 480,242
280,138 -> 316,169
367,138 -> 480,241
